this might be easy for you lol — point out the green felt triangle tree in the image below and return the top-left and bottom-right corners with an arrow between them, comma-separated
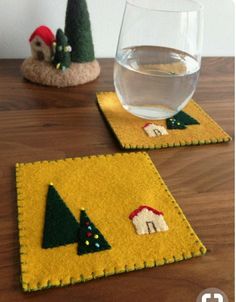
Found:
78,209 -> 111,255
53,29 -> 71,71
167,111 -> 199,130
65,0 -> 95,63
42,184 -> 80,249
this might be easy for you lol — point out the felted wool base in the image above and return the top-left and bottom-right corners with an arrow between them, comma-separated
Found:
97,92 -> 231,149
16,152 -> 206,292
21,57 -> 100,88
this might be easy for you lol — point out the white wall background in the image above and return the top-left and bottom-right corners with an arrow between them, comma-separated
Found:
0,0 -> 234,58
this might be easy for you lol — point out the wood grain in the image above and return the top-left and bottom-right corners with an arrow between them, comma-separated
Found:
0,58 -> 234,302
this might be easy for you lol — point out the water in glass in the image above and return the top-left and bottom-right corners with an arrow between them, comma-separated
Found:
114,45 -> 200,119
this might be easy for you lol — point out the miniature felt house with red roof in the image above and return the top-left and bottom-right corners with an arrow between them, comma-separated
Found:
129,206 -> 169,235
29,26 -> 55,62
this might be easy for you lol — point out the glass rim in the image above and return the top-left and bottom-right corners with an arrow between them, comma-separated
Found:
126,0 -> 204,13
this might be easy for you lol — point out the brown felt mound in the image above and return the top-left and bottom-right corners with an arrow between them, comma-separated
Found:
21,58 -> 100,88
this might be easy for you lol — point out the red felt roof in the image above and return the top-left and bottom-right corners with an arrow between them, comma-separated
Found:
29,25 -> 55,46
129,205 -> 163,220
143,123 -> 152,129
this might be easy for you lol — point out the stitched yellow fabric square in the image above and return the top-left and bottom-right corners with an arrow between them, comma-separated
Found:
16,152 -> 206,292
97,92 -> 231,149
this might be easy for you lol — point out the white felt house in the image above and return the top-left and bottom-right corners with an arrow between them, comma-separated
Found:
129,205 -> 168,235
143,123 -> 168,137
29,26 -> 55,62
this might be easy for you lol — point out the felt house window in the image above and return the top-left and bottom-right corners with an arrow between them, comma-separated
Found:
129,205 -> 169,235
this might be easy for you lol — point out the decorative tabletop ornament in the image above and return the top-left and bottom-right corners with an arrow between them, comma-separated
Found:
21,0 -> 100,88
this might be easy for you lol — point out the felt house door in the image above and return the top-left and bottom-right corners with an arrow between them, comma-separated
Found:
146,221 -> 157,233
37,51 -> 45,61
153,129 -> 162,136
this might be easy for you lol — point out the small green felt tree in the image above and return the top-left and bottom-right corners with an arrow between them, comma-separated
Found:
65,0 -> 95,63
53,29 -> 72,71
42,184 -> 80,249
166,111 -> 199,130
78,209 -> 111,255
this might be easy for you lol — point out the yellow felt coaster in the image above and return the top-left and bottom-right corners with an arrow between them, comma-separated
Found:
97,92 -> 231,149
16,152 -> 206,292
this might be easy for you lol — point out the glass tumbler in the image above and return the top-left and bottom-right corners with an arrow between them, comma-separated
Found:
114,0 -> 204,120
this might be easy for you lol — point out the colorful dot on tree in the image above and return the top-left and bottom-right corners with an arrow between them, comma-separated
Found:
85,240 -> 90,246
88,226 -> 92,230
85,221 -> 90,226
95,243 -> 100,248
86,232 -> 92,237
94,234 -> 99,239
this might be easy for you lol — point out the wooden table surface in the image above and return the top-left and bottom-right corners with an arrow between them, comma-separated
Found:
0,58 -> 234,302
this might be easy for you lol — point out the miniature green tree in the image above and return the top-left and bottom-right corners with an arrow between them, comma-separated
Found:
53,29 -> 71,71
42,184 -> 80,249
78,209 -> 111,255
166,111 -> 199,130
65,0 -> 95,63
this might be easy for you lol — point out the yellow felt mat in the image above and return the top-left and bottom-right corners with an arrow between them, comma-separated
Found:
97,92 -> 231,149
16,152 -> 206,292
